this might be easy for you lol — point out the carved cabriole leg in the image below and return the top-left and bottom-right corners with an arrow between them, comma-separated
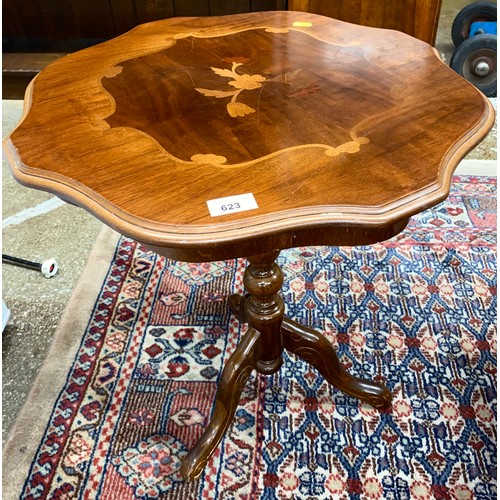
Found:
181,252 -> 284,480
180,327 -> 261,481
230,269 -> 392,409
182,252 -> 391,481
281,318 -> 392,409
228,292 -> 249,323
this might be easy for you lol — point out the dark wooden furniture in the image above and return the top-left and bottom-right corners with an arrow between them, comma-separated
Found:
2,0 -> 286,52
2,0 -> 441,98
3,0 -> 440,51
3,12 -> 494,481
2,0 -> 285,97
289,0 -> 443,44
2,52 -> 68,100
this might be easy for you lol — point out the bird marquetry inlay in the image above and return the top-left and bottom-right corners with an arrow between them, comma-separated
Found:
195,62 -> 269,118
4,11 -> 493,234
101,27 -> 371,167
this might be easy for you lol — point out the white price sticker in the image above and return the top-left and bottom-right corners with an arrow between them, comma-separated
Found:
206,193 -> 258,217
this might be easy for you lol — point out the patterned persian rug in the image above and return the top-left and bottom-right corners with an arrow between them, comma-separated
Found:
3,175 -> 496,500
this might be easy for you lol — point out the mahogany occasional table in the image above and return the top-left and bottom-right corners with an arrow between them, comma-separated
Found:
3,12 -> 494,481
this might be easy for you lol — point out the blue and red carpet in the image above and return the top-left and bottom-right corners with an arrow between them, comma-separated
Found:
16,176 -> 496,499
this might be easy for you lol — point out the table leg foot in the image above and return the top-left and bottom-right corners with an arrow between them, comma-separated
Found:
180,327 -> 261,481
281,317 -> 392,409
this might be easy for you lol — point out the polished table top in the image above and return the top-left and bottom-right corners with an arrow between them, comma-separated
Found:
4,12 -> 494,261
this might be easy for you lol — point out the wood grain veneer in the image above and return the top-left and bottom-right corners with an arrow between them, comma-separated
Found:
3,12 -> 494,262
288,0 -> 443,44
3,12 -> 495,480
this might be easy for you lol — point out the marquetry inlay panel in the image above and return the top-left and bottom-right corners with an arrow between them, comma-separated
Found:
101,28 -> 372,166
3,12 -> 493,250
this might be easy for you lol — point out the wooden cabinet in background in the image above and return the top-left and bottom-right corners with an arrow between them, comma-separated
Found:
3,0 -> 286,51
288,0 -> 442,44
4,0 -> 442,51
2,0 -> 442,98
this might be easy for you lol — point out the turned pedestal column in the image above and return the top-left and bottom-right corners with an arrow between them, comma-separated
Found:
4,10 -> 493,485
180,252 -> 392,480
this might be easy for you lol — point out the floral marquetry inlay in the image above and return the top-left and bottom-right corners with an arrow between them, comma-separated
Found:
100,27 -> 374,167
4,10 -> 494,247
195,62 -> 267,118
